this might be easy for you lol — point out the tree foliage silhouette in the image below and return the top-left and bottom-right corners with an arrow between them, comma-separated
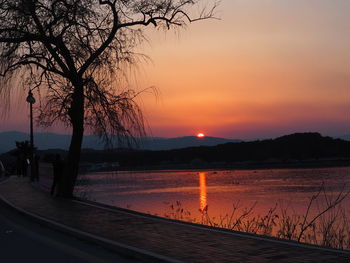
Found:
0,0 -> 217,196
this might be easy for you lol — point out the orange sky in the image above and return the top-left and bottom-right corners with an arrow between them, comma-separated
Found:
2,0 -> 350,139
136,0 -> 350,138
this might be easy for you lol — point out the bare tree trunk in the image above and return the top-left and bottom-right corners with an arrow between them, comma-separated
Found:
59,81 -> 85,197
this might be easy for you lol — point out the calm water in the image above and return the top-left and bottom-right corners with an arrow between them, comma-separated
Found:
75,167 -> 350,222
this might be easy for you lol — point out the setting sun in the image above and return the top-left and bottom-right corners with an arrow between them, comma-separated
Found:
197,133 -> 205,138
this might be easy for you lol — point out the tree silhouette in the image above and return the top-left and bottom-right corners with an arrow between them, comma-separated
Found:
0,0 -> 217,197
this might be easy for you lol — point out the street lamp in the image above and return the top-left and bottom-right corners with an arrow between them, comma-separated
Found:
26,90 -> 35,181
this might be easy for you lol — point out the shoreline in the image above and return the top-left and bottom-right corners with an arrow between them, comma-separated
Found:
88,158 -> 350,173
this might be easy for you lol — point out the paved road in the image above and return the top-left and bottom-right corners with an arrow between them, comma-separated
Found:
0,202 -> 141,263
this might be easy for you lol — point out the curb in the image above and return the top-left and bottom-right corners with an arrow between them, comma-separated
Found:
0,178 -> 183,263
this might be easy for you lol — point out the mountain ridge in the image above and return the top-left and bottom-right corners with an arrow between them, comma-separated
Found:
88,132 -> 350,169
0,131 -> 241,153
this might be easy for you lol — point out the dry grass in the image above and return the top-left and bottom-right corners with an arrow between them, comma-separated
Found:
164,184 -> 350,250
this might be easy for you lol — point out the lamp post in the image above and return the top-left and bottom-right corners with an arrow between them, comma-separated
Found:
26,90 -> 35,181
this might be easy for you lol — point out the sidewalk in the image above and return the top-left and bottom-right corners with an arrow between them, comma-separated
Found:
1,176 -> 350,263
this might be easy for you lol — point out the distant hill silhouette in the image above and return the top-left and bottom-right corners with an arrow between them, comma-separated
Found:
78,132 -> 350,169
2,132 -> 350,171
0,131 -> 240,153
141,136 -> 241,150
337,134 -> 350,141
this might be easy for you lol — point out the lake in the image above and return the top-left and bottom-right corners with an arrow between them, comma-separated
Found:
75,167 -> 350,225
75,167 -> 350,248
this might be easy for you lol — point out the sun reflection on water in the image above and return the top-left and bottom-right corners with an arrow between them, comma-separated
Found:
199,172 -> 207,211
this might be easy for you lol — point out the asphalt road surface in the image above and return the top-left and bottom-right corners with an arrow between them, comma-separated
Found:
0,201 -> 142,263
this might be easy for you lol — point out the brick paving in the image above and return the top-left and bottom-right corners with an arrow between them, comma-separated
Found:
1,176 -> 350,263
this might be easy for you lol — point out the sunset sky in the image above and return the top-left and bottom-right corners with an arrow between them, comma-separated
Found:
2,0 -> 350,140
